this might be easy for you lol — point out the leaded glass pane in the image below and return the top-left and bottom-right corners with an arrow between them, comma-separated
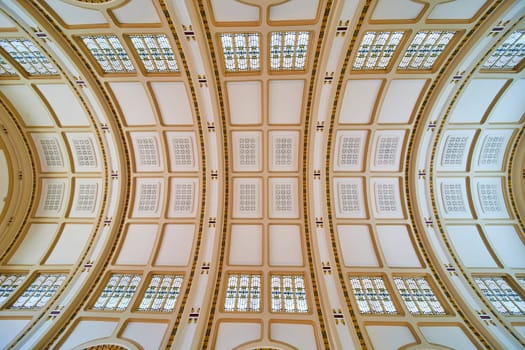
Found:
393,277 -> 445,315
398,31 -> 455,70
137,274 -> 183,312
223,273 -> 261,312
129,34 -> 179,73
0,56 -> 16,76
483,30 -> 525,70
271,274 -> 308,313
93,274 -> 141,311
475,277 -> 525,315
81,35 -> 135,73
10,273 -> 66,309
220,33 -> 260,72
353,31 -> 404,70
270,31 -> 310,71
0,273 -> 27,305
349,276 -> 397,315
0,38 -> 57,75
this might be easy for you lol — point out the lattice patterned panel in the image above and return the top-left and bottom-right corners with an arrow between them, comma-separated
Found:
475,277 -> 525,315
398,31 -> 455,70
69,179 -> 102,218
371,178 -> 403,219
0,274 -> 27,305
36,179 -> 67,217
232,131 -> 262,172
132,179 -> 163,218
269,178 -> 298,218
10,273 -> 66,310
437,178 -> 472,219
353,31 -> 404,70
166,132 -> 198,172
334,130 -> 367,172
271,274 -> 308,313
67,133 -> 100,171
438,130 -> 475,171
371,130 -> 405,172
482,30 -> 525,70
393,277 -> 446,315
269,131 -> 299,172
334,178 -> 367,218
475,130 -> 513,171
129,34 -> 178,73
220,33 -> 260,72
81,35 -> 135,73
131,132 -> 163,172
0,56 -> 16,76
33,134 -> 67,172
233,178 -> 262,218
224,273 -> 261,312
269,31 -> 310,71
168,178 -> 198,217
349,276 -> 397,315
137,274 -> 183,312
0,38 -> 57,75
93,274 -> 142,311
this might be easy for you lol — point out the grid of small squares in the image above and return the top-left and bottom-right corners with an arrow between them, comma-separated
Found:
349,276 -> 397,315
137,274 -> 183,312
43,183 -> 65,212
375,183 -> 397,212
271,274 -> 308,313
72,138 -> 97,168
172,137 -> 194,167
478,183 -> 502,213
93,274 -> 141,311
10,273 -> 66,310
274,183 -> 293,212
393,277 -> 445,315
129,34 -> 178,73
475,277 -> 525,315
220,33 -> 260,72
0,274 -> 27,305
0,56 -> 16,76
239,183 -> 257,212
482,30 -> 525,70
138,183 -> 160,212
270,32 -> 310,71
239,137 -> 257,166
353,31 -> 404,70
136,137 -> 159,167
81,35 -> 135,73
340,136 -> 361,166
442,136 -> 468,166
398,31 -> 455,70
376,136 -> 399,166
339,183 -> 360,213
40,138 -> 64,168
274,137 -> 293,166
174,183 -> 193,213
0,38 -> 57,75
441,183 -> 466,213
75,183 -> 97,212
479,135 -> 505,166
224,274 -> 261,312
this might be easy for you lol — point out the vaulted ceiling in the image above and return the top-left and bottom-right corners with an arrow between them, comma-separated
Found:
0,0 -> 524,349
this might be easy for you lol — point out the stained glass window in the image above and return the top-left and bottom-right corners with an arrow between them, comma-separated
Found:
393,276 -> 445,315
349,276 -> 397,315
0,56 -> 16,76
129,34 -> 179,73
224,273 -> 261,312
220,33 -> 260,72
270,31 -> 310,71
398,31 -> 455,70
0,274 -> 27,305
483,30 -> 525,70
0,38 -> 57,75
271,274 -> 308,313
93,274 -> 141,311
81,35 -> 135,73
475,277 -> 525,315
10,273 -> 66,309
353,31 -> 404,70
137,274 -> 183,312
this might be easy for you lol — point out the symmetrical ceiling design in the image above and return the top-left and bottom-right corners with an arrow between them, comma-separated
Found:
0,0 -> 524,349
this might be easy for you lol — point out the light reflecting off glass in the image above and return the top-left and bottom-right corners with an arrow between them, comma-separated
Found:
271,274 -> 308,313
220,33 -> 260,72
10,274 -> 66,309
398,31 -> 455,70
138,274 -> 183,312
349,276 -> 397,315
475,277 -> 525,315
93,274 -> 141,311
0,38 -> 57,75
224,273 -> 261,312
393,277 -> 445,315
0,274 -> 27,305
0,56 -> 16,76
483,30 -> 525,70
270,31 -> 310,71
353,31 -> 404,70
82,35 -> 135,73
129,34 -> 179,73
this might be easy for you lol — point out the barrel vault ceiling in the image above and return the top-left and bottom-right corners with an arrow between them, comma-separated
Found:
0,0 -> 524,349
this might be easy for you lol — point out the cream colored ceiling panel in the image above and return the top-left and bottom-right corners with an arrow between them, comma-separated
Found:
334,130 -> 367,171
447,225 -> 497,268
270,323 -> 317,350
473,129 -> 513,171
371,0 -> 424,20
121,321 -> 168,350
45,0 -> 108,25
339,80 -> 382,124
66,133 -> 102,172
0,85 -> 54,126
0,11 -> 15,28
485,225 -> 525,268
167,177 -> 198,218
111,0 -> 160,24
229,224 -> 262,265
333,177 -> 367,218
428,0 -> 487,20
227,81 -> 261,125
269,177 -> 298,218
31,133 -> 68,172
269,80 -> 304,125
449,79 -> 507,124
269,131 -> 299,172
110,82 -> 156,125
376,225 -> 420,267
337,225 -> 379,267
214,322 -> 261,350
436,129 -> 476,172
45,224 -> 92,265
0,319 -> 30,349
471,177 -> 508,219
59,320 -> 118,350
155,224 -> 194,266
151,82 -> 193,125
269,225 -> 303,266
233,177 -> 262,218
37,84 -> 90,126
132,178 -> 164,218
488,79 -> 525,123
365,325 -> 416,350
420,326 -> 476,350
209,0 -> 259,23
35,178 -> 68,218
377,79 -> 426,124
232,131 -> 262,172
69,178 -> 103,218
436,177 -> 473,219
369,129 -> 405,172
269,0 -> 319,21
370,177 -> 404,219
116,224 -> 157,265
130,132 -> 164,172
8,223 -> 58,265
165,131 -> 198,172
